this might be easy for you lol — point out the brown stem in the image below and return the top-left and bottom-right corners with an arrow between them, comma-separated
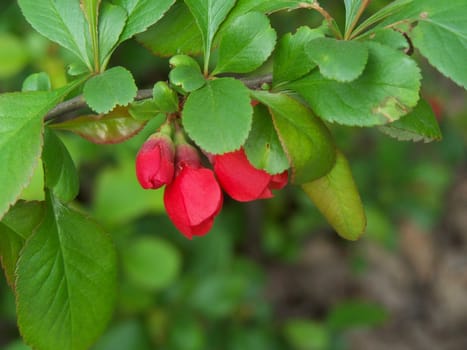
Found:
45,74 -> 273,121
303,2 -> 343,39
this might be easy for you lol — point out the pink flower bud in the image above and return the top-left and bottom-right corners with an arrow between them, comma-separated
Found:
135,132 -> 175,189
214,149 -> 288,202
164,142 -> 222,238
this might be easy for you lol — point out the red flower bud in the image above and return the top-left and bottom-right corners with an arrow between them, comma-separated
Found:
164,142 -> 223,239
174,143 -> 201,171
136,132 -> 175,189
214,149 -> 288,202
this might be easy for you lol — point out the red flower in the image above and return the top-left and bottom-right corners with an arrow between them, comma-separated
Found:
136,132 -> 175,189
214,149 -> 288,202
164,143 -> 223,239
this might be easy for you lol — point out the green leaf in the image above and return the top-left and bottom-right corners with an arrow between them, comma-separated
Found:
366,28 -> 409,51
213,12 -> 276,75
0,33 -> 29,79
169,66 -> 206,93
182,78 -> 253,154
51,107 -> 147,144
244,104 -> 289,174
287,42 -> 421,126
410,0 -> 467,89
284,320 -> 330,350
352,0 -> 414,38
153,81 -> 179,113
306,37 -> 369,82
113,0 -> 175,42
16,194 -> 117,350
18,0 -> 92,69
184,0 -> 236,72
379,99 -> 442,142
377,0 -> 467,87
326,301 -> 388,330
0,201 -> 44,288
273,26 -> 325,86
251,90 -> 336,184
168,55 -> 206,93
344,0 -> 364,36
302,151 -> 366,240
42,128 -> 79,202
83,66 -> 137,114
93,155 -> 165,225
22,72 -> 52,92
122,237 -> 181,291
0,87 -> 73,220
128,100 -> 163,121
136,1 -> 203,57
217,0 -> 310,40
98,3 -> 127,67
227,0 -> 310,16
81,0 -> 101,71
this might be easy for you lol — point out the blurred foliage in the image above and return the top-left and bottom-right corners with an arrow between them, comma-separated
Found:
0,0 -> 466,349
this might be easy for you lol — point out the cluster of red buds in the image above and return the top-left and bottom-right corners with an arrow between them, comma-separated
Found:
135,121 -> 288,239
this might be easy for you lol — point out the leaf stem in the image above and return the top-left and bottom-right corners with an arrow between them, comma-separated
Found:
303,1 -> 343,39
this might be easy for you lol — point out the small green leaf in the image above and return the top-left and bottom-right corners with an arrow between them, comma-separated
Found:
153,81 -> 179,113
379,99 -> 442,142
287,42 -> 421,126
51,107 -> 147,144
22,72 -> 52,92
244,104 -> 289,174
0,86 -> 77,220
284,320 -> 330,350
18,0 -> 92,69
136,1 -> 203,57
0,33 -> 29,79
326,301 -> 388,330
113,0 -> 175,42
273,26 -> 325,86
122,237 -> 181,291
213,12 -> 276,75
16,193 -> 117,350
169,66 -> 206,93
169,55 -> 205,93
42,128 -> 79,202
0,201 -> 44,288
98,3 -> 127,67
302,151 -> 366,240
184,0 -> 236,71
251,90 -> 336,184
83,66 -> 137,114
307,37 -> 369,82
366,28 -> 409,51
182,78 -> 253,154
129,100 -> 163,121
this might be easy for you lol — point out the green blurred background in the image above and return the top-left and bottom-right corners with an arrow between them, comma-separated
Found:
1,1 -> 466,349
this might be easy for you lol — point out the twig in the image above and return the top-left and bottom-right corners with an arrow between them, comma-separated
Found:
45,75 -> 273,121
302,1 -> 343,39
